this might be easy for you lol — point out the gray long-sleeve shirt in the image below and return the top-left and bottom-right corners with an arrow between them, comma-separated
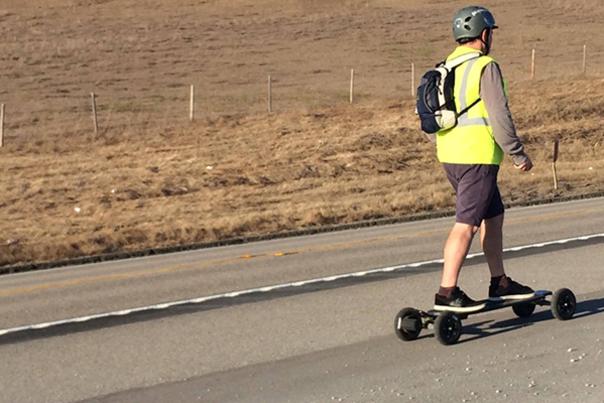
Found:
480,62 -> 528,165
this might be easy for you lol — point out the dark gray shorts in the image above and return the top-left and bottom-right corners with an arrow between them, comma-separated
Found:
443,163 -> 505,226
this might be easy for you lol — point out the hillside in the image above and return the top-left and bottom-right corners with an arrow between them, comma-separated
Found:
0,0 -> 603,266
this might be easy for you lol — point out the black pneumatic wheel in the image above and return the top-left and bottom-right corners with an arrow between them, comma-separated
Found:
551,288 -> 576,320
434,312 -> 462,345
512,302 -> 536,318
394,308 -> 423,341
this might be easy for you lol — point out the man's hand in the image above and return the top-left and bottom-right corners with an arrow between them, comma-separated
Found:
515,156 -> 533,172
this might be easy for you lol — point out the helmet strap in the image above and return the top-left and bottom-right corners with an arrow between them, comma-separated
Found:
480,29 -> 492,55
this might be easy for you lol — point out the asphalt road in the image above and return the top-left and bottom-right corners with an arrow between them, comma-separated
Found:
1,198 -> 604,402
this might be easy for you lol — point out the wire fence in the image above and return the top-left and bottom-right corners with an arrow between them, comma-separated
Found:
1,43 -> 603,150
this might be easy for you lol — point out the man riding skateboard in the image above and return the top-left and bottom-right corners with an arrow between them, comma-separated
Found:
432,6 -> 535,313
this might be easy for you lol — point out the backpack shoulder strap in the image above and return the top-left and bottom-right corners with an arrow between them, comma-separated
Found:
457,97 -> 481,117
446,53 -> 483,117
444,52 -> 482,70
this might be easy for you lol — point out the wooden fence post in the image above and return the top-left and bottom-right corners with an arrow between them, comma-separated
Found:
189,84 -> 195,122
552,138 -> 559,190
349,68 -> 355,104
0,104 -> 4,148
582,44 -> 587,75
530,49 -> 536,80
267,75 -> 272,113
90,93 -> 98,135
411,62 -> 415,97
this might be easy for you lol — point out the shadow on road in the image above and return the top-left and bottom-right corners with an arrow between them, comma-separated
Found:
457,297 -> 604,344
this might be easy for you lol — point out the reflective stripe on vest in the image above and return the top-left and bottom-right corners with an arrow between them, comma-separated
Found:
436,46 -> 503,165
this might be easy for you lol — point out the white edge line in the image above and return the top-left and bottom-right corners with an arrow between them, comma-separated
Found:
1,232 -> 603,337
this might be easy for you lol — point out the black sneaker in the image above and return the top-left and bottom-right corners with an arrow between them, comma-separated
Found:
434,287 -> 486,313
489,276 -> 534,301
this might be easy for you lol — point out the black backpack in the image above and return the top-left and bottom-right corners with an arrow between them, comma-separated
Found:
416,53 -> 482,134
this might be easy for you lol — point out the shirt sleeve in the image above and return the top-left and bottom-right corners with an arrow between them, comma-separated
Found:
480,62 -> 528,166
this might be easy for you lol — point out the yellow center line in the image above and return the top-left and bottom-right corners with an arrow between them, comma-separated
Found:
0,256 -> 244,299
0,206 -> 597,298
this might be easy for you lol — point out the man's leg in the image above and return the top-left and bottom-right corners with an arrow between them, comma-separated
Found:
480,213 -> 505,278
435,164 -> 486,310
440,222 -> 479,288
482,211 -> 534,298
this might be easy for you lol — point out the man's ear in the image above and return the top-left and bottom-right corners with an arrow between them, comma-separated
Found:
481,29 -> 492,53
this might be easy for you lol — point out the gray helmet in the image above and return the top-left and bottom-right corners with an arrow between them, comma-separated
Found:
452,6 -> 498,41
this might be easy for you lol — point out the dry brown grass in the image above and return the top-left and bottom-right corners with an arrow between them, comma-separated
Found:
0,0 -> 603,266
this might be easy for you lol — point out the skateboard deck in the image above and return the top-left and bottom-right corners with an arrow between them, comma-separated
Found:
394,288 -> 576,345
426,289 -> 552,319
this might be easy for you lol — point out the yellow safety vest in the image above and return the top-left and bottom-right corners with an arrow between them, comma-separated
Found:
436,46 -> 504,165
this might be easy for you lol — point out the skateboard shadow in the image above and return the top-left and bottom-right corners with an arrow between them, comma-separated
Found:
455,296 -> 604,344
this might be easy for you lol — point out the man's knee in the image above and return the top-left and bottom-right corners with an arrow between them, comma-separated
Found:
452,222 -> 479,238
